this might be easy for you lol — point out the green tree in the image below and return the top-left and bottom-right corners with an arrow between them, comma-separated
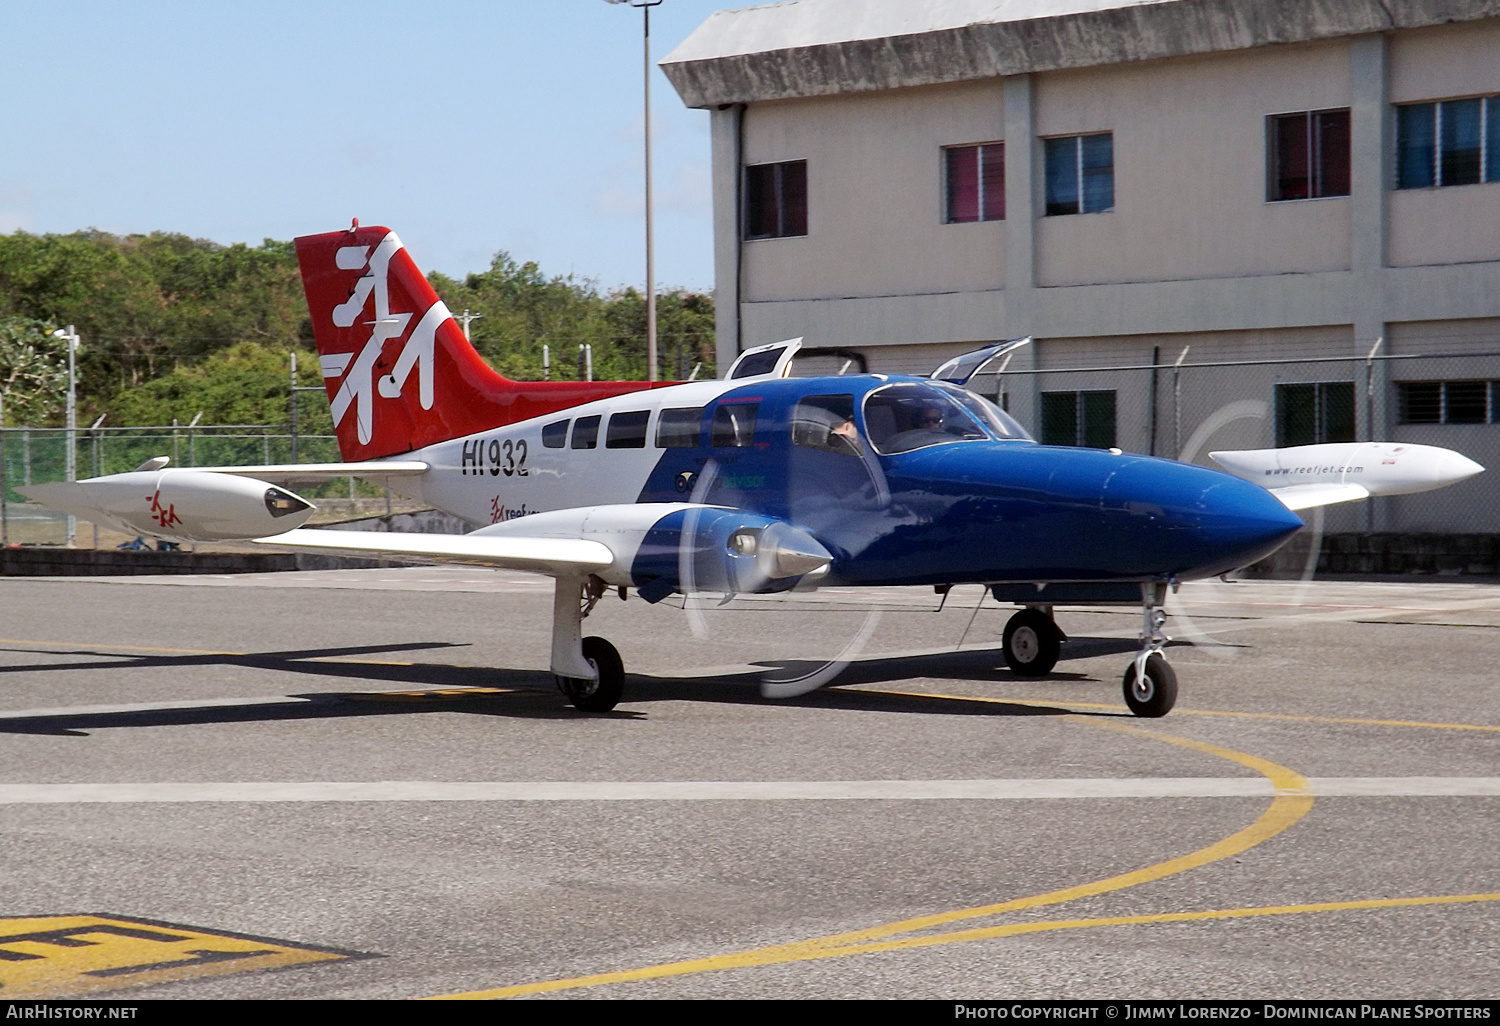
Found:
0,229 -> 713,426
427,252 -> 715,382
0,315 -> 66,426
103,342 -> 327,429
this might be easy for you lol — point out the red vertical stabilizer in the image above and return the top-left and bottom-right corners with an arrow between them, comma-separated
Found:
294,225 -> 670,461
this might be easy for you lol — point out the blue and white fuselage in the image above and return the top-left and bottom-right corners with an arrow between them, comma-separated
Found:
402,371 -> 1304,595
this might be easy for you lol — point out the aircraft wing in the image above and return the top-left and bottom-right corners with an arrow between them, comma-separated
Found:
190,461 -> 429,487
1264,482 -> 1370,511
254,527 -> 611,576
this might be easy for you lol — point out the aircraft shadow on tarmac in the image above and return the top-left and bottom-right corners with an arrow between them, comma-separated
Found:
0,637 -> 1155,736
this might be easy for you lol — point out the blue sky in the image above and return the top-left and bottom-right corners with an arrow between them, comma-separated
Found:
0,1 -> 742,291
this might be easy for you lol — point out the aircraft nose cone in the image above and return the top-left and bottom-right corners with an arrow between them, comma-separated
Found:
1104,457 -> 1304,577
1190,472 -> 1306,574
1440,450 -> 1485,485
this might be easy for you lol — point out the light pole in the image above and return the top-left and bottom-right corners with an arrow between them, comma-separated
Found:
605,0 -> 662,382
51,325 -> 80,545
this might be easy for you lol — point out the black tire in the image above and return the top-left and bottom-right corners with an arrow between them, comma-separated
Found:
1002,608 -> 1061,677
1122,653 -> 1177,718
557,636 -> 624,712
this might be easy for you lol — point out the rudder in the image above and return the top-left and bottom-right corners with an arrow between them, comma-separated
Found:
295,224 -> 666,461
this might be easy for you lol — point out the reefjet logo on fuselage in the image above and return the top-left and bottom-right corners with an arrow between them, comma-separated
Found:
321,232 -> 449,445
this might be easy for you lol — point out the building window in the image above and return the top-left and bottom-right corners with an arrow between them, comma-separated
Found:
1041,390 -> 1116,448
1398,381 -> 1499,424
1275,382 -> 1355,446
743,160 -> 807,240
1044,134 -> 1113,215
1397,96 -> 1500,189
944,143 -> 1005,222
1267,109 -> 1350,200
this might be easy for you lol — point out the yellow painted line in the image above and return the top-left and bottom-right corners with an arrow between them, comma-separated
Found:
444,892 -> 1500,997
0,915 -> 356,998
799,892 -> 1500,960
434,718 -> 1313,999
868,689 -> 1500,734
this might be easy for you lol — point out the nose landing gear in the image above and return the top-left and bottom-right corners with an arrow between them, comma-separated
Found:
1123,584 -> 1176,717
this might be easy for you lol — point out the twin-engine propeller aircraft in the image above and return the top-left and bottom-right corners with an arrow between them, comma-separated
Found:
22,224 -> 1484,717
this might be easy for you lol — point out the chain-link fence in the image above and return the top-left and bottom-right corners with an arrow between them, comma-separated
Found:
5,348 -> 1498,554
974,347 -> 1500,540
0,424 -> 349,546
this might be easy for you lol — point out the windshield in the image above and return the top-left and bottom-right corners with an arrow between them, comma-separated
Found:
862,382 -> 990,455
930,381 -> 1034,441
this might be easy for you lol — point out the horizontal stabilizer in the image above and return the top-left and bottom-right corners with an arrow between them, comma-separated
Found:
1267,482 -> 1370,511
254,528 -> 612,576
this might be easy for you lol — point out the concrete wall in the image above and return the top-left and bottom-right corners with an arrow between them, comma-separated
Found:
1385,22 -> 1500,268
1034,42 -> 1353,287
741,81 -> 1007,303
705,15 -> 1500,535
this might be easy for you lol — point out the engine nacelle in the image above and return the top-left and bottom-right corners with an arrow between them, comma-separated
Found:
629,507 -> 833,600
19,470 -> 316,543
471,502 -> 833,599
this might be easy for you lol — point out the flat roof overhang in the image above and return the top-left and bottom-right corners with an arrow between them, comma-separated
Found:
661,0 -> 1500,108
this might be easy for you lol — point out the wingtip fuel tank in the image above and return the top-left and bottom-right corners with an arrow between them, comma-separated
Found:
18,470 -> 316,543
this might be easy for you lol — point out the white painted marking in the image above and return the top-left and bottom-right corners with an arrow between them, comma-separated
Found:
0,778 -> 1495,804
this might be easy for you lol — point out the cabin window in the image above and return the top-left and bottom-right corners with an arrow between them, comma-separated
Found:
541,420 -> 569,448
571,415 -> 600,450
711,403 -> 759,447
656,407 -> 703,448
606,410 -> 650,449
792,395 -> 862,457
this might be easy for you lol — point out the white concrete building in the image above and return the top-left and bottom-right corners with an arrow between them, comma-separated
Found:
662,0 -> 1500,533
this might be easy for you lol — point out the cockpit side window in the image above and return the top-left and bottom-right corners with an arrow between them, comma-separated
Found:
656,407 -> 703,448
862,383 -> 989,455
710,403 -> 759,447
791,394 -> 862,457
930,381 -> 1034,441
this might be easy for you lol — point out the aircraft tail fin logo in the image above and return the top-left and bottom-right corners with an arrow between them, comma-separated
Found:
295,224 -> 670,461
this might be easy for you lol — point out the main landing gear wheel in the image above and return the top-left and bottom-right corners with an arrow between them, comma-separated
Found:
1122,653 -> 1177,718
1002,608 -> 1062,677
557,636 -> 624,713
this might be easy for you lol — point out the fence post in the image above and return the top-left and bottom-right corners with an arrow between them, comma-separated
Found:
1171,345 -> 1191,459
290,352 -> 299,464
1147,345 -> 1161,457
